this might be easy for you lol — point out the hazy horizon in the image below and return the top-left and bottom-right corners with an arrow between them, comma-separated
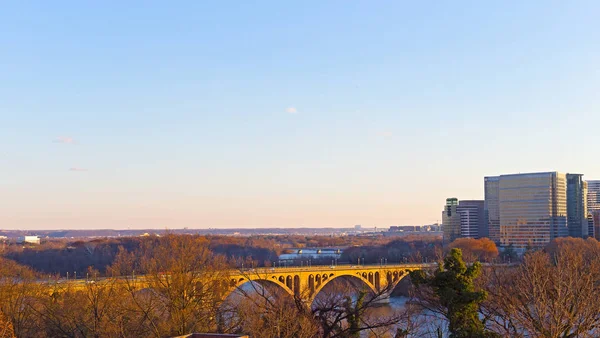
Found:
0,225 -> 391,232
2,1 -> 599,230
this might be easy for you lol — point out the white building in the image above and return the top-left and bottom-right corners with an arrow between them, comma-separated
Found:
17,236 -> 41,245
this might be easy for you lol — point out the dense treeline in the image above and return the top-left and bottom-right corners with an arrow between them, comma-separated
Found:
1,234 -> 402,277
340,235 -> 443,265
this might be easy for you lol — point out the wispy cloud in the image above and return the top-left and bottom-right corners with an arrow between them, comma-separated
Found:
69,167 -> 88,172
378,131 -> 393,138
286,107 -> 298,114
54,136 -> 77,144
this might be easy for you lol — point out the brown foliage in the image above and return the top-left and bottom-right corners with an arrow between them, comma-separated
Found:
109,234 -> 231,337
448,238 -> 499,262
0,311 -> 15,338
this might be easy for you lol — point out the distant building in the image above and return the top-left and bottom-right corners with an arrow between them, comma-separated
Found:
588,213 -> 595,239
458,200 -> 485,239
586,180 -> 600,240
442,198 -> 460,244
385,224 -> 442,237
567,174 -> 588,238
428,223 -> 442,232
354,225 -> 362,230
484,176 -> 501,242
442,198 -> 485,244
593,213 -> 600,241
389,225 -> 419,232
588,180 -> 600,213
483,172 -> 588,249
17,236 -> 40,245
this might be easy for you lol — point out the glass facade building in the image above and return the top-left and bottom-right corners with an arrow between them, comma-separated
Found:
566,174 -> 588,238
484,177 -> 500,243
443,198 -> 485,244
586,180 -> 600,240
588,180 -> 600,213
458,200 -> 485,239
486,172 -> 569,248
442,198 -> 460,245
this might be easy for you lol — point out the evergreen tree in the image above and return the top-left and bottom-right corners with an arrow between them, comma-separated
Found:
410,248 -> 497,338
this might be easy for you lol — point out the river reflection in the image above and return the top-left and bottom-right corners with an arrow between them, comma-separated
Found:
226,281 -> 446,337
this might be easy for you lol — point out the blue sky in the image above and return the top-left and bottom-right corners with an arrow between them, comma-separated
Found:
1,1 -> 599,229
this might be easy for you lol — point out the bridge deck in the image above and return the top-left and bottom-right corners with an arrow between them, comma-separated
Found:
234,263 -> 434,275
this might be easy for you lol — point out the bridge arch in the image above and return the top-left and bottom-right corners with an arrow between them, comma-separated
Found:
220,266 -> 421,308
310,272 -> 378,304
222,275 -> 295,302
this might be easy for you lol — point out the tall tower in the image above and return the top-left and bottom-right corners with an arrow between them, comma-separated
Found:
484,176 -> 500,243
586,180 -> 600,240
566,174 -> 588,238
442,198 -> 460,245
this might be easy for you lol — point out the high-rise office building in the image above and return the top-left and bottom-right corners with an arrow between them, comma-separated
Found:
458,200 -> 485,239
443,198 -> 485,244
484,176 -> 500,242
593,213 -> 600,241
442,198 -> 460,245
566,174 -> 588,238
587,181 -> 600,213
586,180 -> 600,240
588,214 -> 595,239
485,172 -> 570,249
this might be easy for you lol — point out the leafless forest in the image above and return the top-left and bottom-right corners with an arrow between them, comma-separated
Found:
1,235 -> 599,337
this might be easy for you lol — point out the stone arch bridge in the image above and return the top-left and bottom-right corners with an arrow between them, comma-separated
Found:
59,264 -> 433,308
225,264 -> 433,306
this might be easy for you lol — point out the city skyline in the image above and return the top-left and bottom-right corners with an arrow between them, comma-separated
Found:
2,1 -> 600,229
441,171 -> 597,249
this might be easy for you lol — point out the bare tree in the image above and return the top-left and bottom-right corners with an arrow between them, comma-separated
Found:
312,279 -> 419,338
0,311 -> 15,338
110,234 -> 230,337
0,258 -> 43,338
484,238 -> 600,338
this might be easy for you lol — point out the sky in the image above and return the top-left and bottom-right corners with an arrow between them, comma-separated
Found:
1,1 -> 600,230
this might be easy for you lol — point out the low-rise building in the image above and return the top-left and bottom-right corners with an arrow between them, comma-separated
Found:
17,236 -> 41,245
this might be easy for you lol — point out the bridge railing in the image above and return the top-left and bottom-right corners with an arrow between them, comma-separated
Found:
40,263 -> 439,286
232,263 -> 436,275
